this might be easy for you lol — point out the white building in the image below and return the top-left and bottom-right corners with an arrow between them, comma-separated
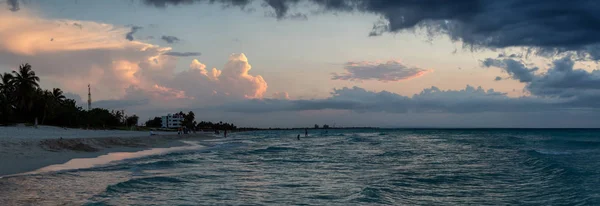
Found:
161,113 -> 184,128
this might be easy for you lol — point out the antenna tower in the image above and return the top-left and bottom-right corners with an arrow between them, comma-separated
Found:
88,84 -> 91,111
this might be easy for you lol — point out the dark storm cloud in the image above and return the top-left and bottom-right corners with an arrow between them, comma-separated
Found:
142,0 -> 252,9
139,0 -> 600,59
331,61 -> 430,82
265,11 -> 308,20
286,12 -> 307,20
497,53 -> 522,58
7,0 -> 18,11
125,26 -> 143,41
482,58 -> 538,83
142,0 -> 195,7
162,51 -> 202,56
484,55 -> 600,100
528,57 -> 600,98
262,0 -> 297,19
161,35 -> 181,44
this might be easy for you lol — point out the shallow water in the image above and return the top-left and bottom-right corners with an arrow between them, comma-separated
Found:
1,129 -> 599,205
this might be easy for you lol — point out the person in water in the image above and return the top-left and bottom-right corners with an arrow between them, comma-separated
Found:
224,130 -> 227,138
305,128 -> 308,137
297,134 -> 300,140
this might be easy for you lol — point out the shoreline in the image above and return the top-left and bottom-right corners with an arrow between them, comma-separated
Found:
0,128 -> 219,176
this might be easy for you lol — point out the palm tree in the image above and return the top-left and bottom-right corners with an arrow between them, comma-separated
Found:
39,89 -> 53,125
52,88 -> 66,104
37,88 -> 66,124
0,73 -> 15,124
0,72 -> 15,100
0,72 -> 14,91
11,63 -> 40,121
12,63 -> 40,90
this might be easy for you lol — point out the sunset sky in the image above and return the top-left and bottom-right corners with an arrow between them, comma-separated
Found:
2,0 -> 600,127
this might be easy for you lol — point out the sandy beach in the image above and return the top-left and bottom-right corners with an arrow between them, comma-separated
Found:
0,126 -> 218,176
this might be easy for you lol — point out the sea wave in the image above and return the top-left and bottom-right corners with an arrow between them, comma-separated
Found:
530,149 -> 573,155
348,136 -> 372,143
374,150 -> 416,157
542,139 -> 600,148
262,158 -> 325,164
105,176 -> 186,193
4,129 -> 600,205
249,146 -> 298,154
351,187 -> 392,204
133,159 -> 198,168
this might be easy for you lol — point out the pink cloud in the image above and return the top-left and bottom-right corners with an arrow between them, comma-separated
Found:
332,60 -> 432,82
272,92 -> 290,100
150,84 -> 193,100
0,9 -> 176,100
167,53 -> 268,100
0,9 -> 269,110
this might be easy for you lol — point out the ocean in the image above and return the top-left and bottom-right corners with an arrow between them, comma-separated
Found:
1,129 -> 599,205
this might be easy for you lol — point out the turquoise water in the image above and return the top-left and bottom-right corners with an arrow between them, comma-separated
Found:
1,129 -> 599,205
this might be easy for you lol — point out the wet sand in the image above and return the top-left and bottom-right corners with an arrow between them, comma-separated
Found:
0,126 -> 218,176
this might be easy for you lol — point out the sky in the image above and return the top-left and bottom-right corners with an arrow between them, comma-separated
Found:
2,0 -> 600,128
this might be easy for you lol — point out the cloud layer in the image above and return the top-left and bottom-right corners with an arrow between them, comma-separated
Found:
0,10 -> 267,112
165,54 -> 268,99
215,85 -> 565,114
132,0 -> 600,60
332,60 -> 431,82
484,56 -> 600,102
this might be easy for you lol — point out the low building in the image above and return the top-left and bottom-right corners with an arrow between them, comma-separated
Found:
161,113 -> 184,128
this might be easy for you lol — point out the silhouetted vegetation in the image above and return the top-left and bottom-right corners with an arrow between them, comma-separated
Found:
144,117 -> 162,128
0,64 -> 138,128
196,121 -> 237,131
181,111 -> 195,129
125,115 -> 139,126
145,111 -> 238,131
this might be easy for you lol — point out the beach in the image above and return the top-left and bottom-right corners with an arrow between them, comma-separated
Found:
0,125 -> 217,176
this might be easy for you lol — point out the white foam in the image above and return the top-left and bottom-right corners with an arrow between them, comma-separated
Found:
11,141 -> 203,177
534,149 -> 572,155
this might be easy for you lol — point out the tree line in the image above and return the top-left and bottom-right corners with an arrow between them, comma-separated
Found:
314,124 -> 331,129
144,111 -> 237,131
0,64 -> 138,128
